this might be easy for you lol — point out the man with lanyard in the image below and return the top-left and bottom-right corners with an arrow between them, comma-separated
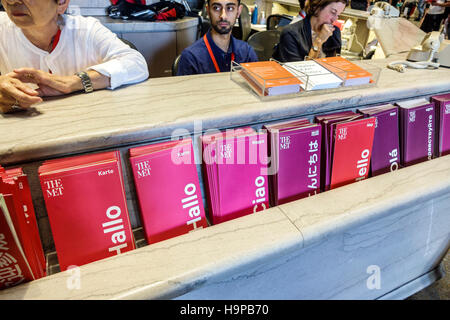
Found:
177,0 -> 258,75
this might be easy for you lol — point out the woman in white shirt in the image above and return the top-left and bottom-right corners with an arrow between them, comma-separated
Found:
0,0 -> 149,113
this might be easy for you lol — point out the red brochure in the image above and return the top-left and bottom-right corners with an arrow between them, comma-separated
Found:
39,151 -> 135,271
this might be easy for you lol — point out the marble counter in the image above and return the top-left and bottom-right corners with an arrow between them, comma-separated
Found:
270,0 -> 299,6
374,18 -> 426,57
0,57 -> 449,299
67,0 -> 111,16
0,155 -> 448,300
340,7 -> 371,20
96,16 -> 200,33
1,56 -> 449,166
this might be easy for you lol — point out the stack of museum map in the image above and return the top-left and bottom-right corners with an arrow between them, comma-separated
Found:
240,56 -> 373,96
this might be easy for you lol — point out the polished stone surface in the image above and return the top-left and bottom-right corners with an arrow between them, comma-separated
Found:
0,207 -> 303,299
340,7 -> 371,20
70,0 -> 110,6
278,152 -> 450,248
0,156 -> 448,299
1,56 -> 449,166
374,18 -> 426,57
0,57 -> 449,299
96,16 -> 200,33
179,156 -> 450,300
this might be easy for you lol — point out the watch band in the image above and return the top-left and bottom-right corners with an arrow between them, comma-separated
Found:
75,71 -> 94,93
311,36 -> 323,54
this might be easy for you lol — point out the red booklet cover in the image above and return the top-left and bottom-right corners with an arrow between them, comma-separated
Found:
0,168 -> 46,280
0,194 -> 34,290
330,117 -> 376,189
314,111 -> 363,191
39,151 -> 135,271
264,118 -> 322,205
129,139 -> 208,245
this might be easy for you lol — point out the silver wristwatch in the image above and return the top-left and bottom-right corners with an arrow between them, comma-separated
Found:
75,71 -> 94,93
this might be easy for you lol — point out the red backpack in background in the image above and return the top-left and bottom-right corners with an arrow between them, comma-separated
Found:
110,0 -> 147,4
108,0 -> 186,21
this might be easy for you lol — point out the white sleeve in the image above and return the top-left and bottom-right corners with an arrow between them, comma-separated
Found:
86,20 -> 149,90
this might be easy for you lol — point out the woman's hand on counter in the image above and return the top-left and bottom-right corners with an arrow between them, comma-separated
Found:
0,73 -> 43,113
1,68 -> 111,113
12,68 -> 83,97
12,68 -> 111,96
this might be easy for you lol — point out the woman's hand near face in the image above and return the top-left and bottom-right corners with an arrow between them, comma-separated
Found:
0,73 -> 42,113
317,23 -> 335,43
308,23 -> 336,60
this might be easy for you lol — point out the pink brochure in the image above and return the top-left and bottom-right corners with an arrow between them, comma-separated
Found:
130,139 -> 208,244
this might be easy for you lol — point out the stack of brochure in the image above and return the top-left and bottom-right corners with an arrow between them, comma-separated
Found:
129,138 -> 208,245
0,166 -> 46,290
264,118 -> 322,205
431,93 -> 450,157
315,111 -> 376,190
201,128 -> 270,224
358,104 -> 400,176
39,151 -> 135,271
396,98 -> 435,167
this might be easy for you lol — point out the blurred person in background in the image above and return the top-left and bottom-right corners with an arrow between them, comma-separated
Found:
273,0 -> 347,62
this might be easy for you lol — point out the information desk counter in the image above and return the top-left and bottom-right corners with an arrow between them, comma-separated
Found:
0,56 -> 449,299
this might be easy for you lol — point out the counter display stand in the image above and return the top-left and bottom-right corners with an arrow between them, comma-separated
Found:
230,59 -> 381,100
0,55 -> 449,299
